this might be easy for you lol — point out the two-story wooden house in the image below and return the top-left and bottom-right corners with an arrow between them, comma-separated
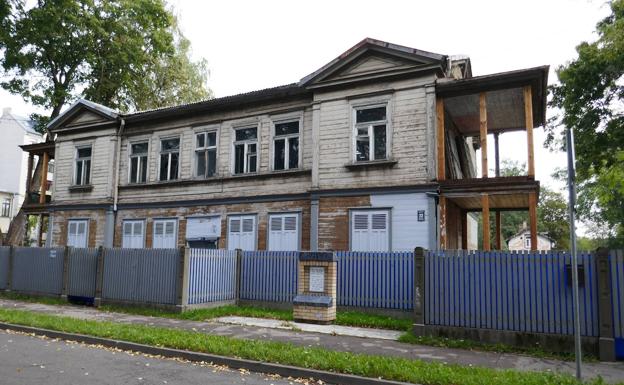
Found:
19,39 -> 548,252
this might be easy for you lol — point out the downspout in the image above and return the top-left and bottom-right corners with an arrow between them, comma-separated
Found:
113,118 -> 125,212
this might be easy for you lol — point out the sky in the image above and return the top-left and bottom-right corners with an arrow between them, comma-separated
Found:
0,0 -> 611,195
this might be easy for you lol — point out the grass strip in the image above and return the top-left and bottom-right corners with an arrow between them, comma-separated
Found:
0,307 -> 610,385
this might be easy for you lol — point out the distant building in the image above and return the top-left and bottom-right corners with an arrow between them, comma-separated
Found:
0,107 -> 43,234
507,224 -> 555,251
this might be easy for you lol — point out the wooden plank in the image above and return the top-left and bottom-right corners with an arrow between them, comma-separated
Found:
461,210 -> 468,250
524,86 -> 535,178
528,192 -> 538,251
39,152 -> 49,204
482,194 -> 490,251
436,97 -> 445,181
479,92 -> 488,178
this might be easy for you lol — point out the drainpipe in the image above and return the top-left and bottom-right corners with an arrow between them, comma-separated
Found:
113,118 -> 125,212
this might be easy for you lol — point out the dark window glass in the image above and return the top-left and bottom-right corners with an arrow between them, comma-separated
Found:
356,138 -> 369,161
274,138 -> 285,170
207,132 -> 217,147
131,142 -> 148,154
248,153 -> 257,173
140,157 -> 147,183
196,151 -> 206,177
356,106 -> 386,123
373,125 -> 386,160
161,138 -> 179,151
234,144 -> 245,174
196,133 -> 205,148
169,153 -> 179,180
275,121 -> 299,136
130,157 -> 138,182
207,149 -> 216,176
288,137 -> 299,169
235,127 -> 257,141
84,160 -> 91,184
75,162 -> 83,185
160,154 -> 168,180
78,147 -> 92,158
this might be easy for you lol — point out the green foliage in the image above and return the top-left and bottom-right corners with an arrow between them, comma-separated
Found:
0,0 -> 211,133
548,0 -> 624,246
0,307 -> 609,385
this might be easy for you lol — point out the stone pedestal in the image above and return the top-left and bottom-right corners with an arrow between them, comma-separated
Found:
293,252 -> 336,324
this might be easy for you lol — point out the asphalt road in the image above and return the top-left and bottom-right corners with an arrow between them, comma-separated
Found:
0,329 -> 313,385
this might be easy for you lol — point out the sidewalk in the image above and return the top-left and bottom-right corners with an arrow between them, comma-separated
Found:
0,298 -> 622,383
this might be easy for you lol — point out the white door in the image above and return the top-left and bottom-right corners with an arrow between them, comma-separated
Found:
268,214 -> 299,251
351,210 -> 389,251
122,220 -> 145,248
153,219 -> 177,249
227,215 -> 256,250
67,219 -> 88,248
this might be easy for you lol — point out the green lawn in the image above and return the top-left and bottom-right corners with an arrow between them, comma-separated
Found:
0,307 -> 609,385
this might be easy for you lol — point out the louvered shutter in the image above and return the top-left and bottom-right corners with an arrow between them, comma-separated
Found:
268,214 -> 299,251
228,215 -> 256,250
350,211 -> 389,251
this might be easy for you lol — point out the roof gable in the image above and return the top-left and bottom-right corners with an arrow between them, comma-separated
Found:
300,38 -> 447,88
48,99 -> 118,133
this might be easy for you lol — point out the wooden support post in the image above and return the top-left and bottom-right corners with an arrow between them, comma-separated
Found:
25,153 -> 33,199
439,196 -> 447,249
39,151 -> 49,204
413,247 -> 426,335
528,192 -> 538,251
495,211 -> 502,250
175,246 -> 190,312
482,194 -> 490,251
494,133 -> 500,177
461,210 -> 468,250
524,86 -> 535,178
436,97 -> 445,181
479,92 -> 488,178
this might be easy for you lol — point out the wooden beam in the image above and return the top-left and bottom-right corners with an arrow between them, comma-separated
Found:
461,210 -> 468,250
39,152 -> 49,204
524,86 -> 535,178
495,211 -> 502,250
25,153 -> 33,195
439,196 -> 447,249
528,191 -> 538,251
479,92 -> 488,178
436,97 -> 445,181
494,133 -> 500,177
482,194 -> 490,251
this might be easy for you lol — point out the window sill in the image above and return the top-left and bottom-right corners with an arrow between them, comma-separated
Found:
68,185 -> 94,192
344,159 -> 398,170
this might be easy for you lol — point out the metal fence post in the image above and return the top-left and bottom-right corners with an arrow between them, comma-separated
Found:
596,247 -> 615,361
413,247 -> 426,335
235,248 -> 242,305
6,245 -> 14,291
61,246 -> 71,301
175,246 -> 190,312
93,246 -> 105,307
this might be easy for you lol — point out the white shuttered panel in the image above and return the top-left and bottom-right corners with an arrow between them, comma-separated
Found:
153,219 -> 177,249
350,210 -> 389,251
227,215 -> 256,251
268,214 -> 299,251
67,219 -> 88,248
122,220 -> 145,249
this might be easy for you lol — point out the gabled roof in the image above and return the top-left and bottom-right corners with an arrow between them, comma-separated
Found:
299,38 -> 448,88
47,99 -> 119,132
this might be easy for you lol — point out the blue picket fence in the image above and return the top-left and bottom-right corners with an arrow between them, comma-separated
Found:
188,249 -> 237,305
337,251 -> 414,310
240,251 -> 298,302
425,250 -> 599,337
611,250 -> 624,358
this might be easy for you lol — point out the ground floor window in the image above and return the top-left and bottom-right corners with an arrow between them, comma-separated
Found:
122,220 -> 145,249
350,210 -> 390,251
67,219 -> 89,248
268,213 -> 299,251
227,215 -> 256,251
153,219 -> 177,249
1,198 -> 10,217
186,216 -> 221,249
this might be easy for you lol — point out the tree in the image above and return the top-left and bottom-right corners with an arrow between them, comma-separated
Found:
548,0 -> 624,246
0,0 -> 211,132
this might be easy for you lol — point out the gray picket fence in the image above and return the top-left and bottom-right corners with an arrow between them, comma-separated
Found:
0,247 -> 9,289
101,248 -> 180,305
12,247 -> 65,295
188,249 -> 237,305
240,251 -> 299,303
611,250 -> 624,358
67,247 -> 99,298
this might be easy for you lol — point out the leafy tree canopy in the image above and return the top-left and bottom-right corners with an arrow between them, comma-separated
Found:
548,0 -> 624,245
0,0 -> 211,132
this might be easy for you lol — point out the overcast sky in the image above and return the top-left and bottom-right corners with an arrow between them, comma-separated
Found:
0,0 -> 610,194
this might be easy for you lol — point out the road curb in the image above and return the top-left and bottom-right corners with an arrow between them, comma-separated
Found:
0,321 -> 414,385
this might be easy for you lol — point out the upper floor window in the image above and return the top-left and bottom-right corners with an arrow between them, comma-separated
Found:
1,198 -> 10,217
354,105 -> 387,162
159,138 -> 179,181
129,142 -> 148,184
233,127 -> 257,174
273,121 -> 299,171
195,131 -> 217,178
74,146 -> 92,185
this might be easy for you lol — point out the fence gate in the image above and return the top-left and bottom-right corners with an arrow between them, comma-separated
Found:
67,247 -> 99,300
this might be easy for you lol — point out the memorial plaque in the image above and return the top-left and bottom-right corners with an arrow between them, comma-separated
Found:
309,266 -> 325,293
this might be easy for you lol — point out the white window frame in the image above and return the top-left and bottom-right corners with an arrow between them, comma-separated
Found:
349,209 -> 391,251
267,212 -> 301,251
73,145 -> 92,185
226,214 -> 257,250
67,219 -> 89,248
122,219 -> 146,249
128,141 -> 149,184
152,218 -> 178,249
194,130 -> 219,178
232,126 -> 259,175
158,137 -> 180,181
351,101 -> 392,163
271,118 -> 301,171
